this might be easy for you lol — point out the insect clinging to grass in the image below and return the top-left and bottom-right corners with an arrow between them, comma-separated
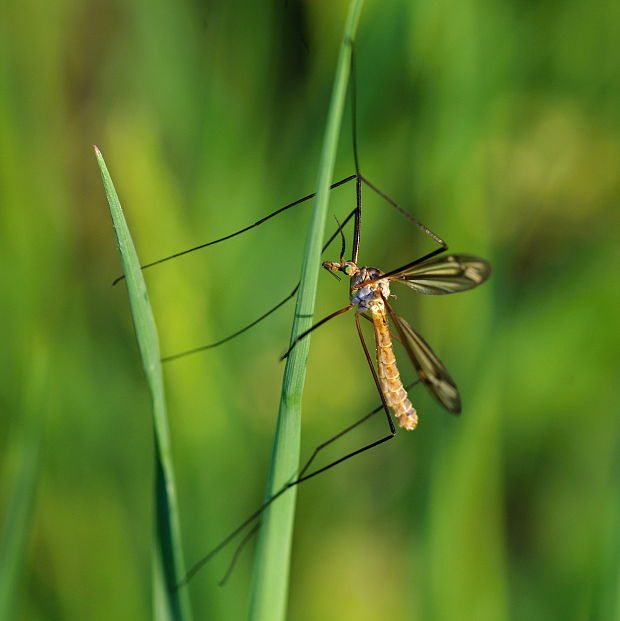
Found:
113,41 -> 491,587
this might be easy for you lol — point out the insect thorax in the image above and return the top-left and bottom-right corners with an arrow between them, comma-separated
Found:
350,266 -> 390,313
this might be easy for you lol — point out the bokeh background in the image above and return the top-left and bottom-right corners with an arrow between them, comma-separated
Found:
2,0 -> 619,619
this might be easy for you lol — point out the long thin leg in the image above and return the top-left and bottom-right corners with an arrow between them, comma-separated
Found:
350,41 -> 361,178
176,482 -> 294,588
349,43 -> 363,265
380,247 -> 446,279
351,246 -> 448,292
112,174 -> 358,285
360,175 -> 447,248
298,376 -> 421,480
215,315 -> 398,584
161,205 -> 360,363
351,175 -> 362,264
280,304 -> 353,361
360,312 -> 403,346
341,175 -> 449,290
219,379 -> 424,586
281,315 -> 397,484
335,215 -> 346,263
217,522 -> 260,587
161,286 -> 299,363
176,320 -> 411,590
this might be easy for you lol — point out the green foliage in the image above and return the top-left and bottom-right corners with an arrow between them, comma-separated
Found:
95,148 -> 192,621
1,1 -> 619,620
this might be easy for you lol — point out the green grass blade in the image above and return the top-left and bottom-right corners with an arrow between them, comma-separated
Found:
246,3 -> 364,620
0,349 -> 47,621
94,147 -> 192,621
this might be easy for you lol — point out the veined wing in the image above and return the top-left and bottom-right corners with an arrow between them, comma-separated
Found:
387,309 -> 461,414
390,254 -> 491,295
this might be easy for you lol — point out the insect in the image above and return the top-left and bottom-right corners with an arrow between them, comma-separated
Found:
290,252 -> 491,429
262,181 -> 492,494
170,188 -> 491,588
164,177 -> 491,588
115,45 -> 492,586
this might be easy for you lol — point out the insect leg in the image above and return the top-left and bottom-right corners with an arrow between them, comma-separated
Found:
351,175 -> 362,264
379,247 -> 448,280
220,380 -> 424,586
217,522 -> 260,587
344,176 -> 449,291
161,204 -> 359,363
297,377 -> 422,480
360,311 -> 403,345
350,41 -> 361,178
219,392 -> 390,586
280,304 -> 354,361
349,43 -> 362,264
161,286 -> 300,363
112,174 -> 358,286
178,346 -> 418,589
351,245 -> 449,292
286,313 -> 398,486
360,175 -> 448,250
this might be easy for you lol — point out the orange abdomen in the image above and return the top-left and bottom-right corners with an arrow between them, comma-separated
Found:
371,305 -> 418,430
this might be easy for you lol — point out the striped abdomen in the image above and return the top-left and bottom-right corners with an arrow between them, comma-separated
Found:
371,304 -> 418,431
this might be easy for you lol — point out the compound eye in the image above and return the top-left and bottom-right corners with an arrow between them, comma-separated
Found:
342,265 -> 353,276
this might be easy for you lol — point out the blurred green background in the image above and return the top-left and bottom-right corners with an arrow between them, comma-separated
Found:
1,0 -> 619,619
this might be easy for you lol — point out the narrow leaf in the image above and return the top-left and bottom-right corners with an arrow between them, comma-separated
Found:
94,147 -> 192,621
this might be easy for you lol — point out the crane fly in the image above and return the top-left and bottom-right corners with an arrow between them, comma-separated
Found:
280,189 -> 491,430
175,216 -> 491,588
317,254 -> 491,428
111,41 -> 492,587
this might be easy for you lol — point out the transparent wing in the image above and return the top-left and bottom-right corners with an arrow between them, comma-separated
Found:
390,254 -> 491,295
389,312 -> 461,414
